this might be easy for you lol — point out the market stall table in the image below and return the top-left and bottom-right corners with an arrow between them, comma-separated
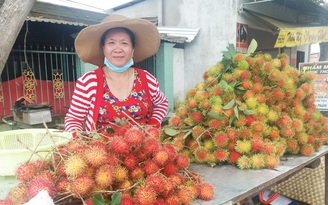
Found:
191,145 -> 328,205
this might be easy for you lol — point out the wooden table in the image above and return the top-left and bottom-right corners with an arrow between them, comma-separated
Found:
190,145 -> 328,205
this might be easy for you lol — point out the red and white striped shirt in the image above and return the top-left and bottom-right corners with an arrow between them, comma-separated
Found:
64,67 -> 168,132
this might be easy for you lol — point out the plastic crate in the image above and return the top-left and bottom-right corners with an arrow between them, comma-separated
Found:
0,129 -> 72,176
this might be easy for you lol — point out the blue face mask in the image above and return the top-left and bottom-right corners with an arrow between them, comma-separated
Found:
104,58 -> 134,73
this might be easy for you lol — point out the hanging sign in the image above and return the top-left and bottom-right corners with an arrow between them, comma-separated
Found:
299,61 -> 328,110
274,27 -> 328,48
236,23 -> 248,53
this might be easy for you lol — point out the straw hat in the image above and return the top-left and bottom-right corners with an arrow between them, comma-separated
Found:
75,14 -> 160,66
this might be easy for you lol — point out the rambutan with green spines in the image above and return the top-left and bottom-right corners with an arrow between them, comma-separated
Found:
214,149 -> 229,162
243,90 -> 255,100
207,63 -> 224,77
268,68 -> 282,81
237,155 -> 251,169
233,115 -> 247,127
271,87 -> 285,100
277,115 -> 292,128
192,124 -> 206,139
240,79 -> 253,90
213,131 -> 229,148
186,88 -> 197,98
199,98 -> 211,110
226,127 -> 239,141
171,138 -> 185,152
235,140 -> 252,154
194,90 -> 208,102
250,154 -> 265,169
268,126 -> 280,141
266,109 -> 279,122
250,121 -> 264,133
286,139 -> 300,154
186,98 -> 198,109
207,118 -> 223,129
238,127 -> 252,140
262,141 -> 275,155
203,139 -> 215,151
251,139 -> 264,153
296,132 -> 309,145
251,82 -> 263,94
205,76 -> 218,86
206,152 -> 219,166
300,144 -> 315,156
280,127 -> 296,138
256,103 -> 269,116
245,97 -> 258,109
237,59 -> 250,70
271,58 -> 281,69
194,147 -> 209,163
265,155 -> 280,169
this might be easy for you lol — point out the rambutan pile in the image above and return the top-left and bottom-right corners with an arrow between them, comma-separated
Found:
162,41 -> 328,170
1,123 -> 214,204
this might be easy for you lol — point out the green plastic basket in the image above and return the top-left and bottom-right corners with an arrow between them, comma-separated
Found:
0,129 -> 72,176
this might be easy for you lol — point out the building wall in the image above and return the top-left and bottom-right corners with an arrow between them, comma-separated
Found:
112,0 -> 312,104
113,0 -> 237,101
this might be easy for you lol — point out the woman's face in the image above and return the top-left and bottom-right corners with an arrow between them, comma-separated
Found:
102,28 -> 134,67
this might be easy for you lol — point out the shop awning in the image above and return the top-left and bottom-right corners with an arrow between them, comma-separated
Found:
240,0 -> 328,48
246,12 -> 328,48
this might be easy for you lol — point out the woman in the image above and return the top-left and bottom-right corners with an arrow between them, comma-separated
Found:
64,14 -> 168,133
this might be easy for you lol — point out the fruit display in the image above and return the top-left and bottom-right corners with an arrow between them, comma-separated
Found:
0,123 -> 214,205
162,41 -> 328,169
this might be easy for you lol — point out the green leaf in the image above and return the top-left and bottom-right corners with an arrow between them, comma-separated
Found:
111,192 -> 122,205
234,88 -> 246,95
183,129 -> 192,139
247,39 -> 258,55
208,112 -> 226,120
223,99 -> 235,110
164,128 -> 182,136
92,194 -> 106,205
243,109 -> 254,115
220,80 -> 229,88
229,81 -> 238,88
234,106 -> 239,119
222,51 -> 232,59
228,116 -> 234,126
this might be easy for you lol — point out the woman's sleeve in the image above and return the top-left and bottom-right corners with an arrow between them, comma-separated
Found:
64,72 -> 97,132
144,71 -> 169,127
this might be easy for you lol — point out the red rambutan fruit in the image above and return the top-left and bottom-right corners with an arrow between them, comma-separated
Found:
56,178 -> 70,193
0,198 -> 14,205
168,115 -> 182,126
194,148 -> 208,163
178,186 -> 195,204
95,165 -> 114,188
190,111 -> 204,123
262,142 -> 275,155
175,154 -> 190,169
64,154 -> 87,178
124,127 -> 144,146
84,146 -> 108,167
123,153 -> 138,170
129,166 -> 145,181
199,183 -> 215,201
187,98 -> 198,109
280,127 -> 295,138
16,162 -> 38,182
110,137 -> 130,155
163,162 -> 178,175
113,166 -> 128,183
143,138 -> 160,155
154,149 -> 169,166
165,194 -> 180,204
7,183 -> 28,204
145,174 -> 164,193
144,160 -> 160,176
135,186 -> 157,205
252,83 -> 262,94
70,175 -> 95,198
27,177 -> 56,199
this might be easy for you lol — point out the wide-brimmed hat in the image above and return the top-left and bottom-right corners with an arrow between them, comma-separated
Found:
75,14 -> 160,66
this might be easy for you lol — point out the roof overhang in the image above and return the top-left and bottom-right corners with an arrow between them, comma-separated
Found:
157,27 -> 199,43
239,0 -> 328,48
